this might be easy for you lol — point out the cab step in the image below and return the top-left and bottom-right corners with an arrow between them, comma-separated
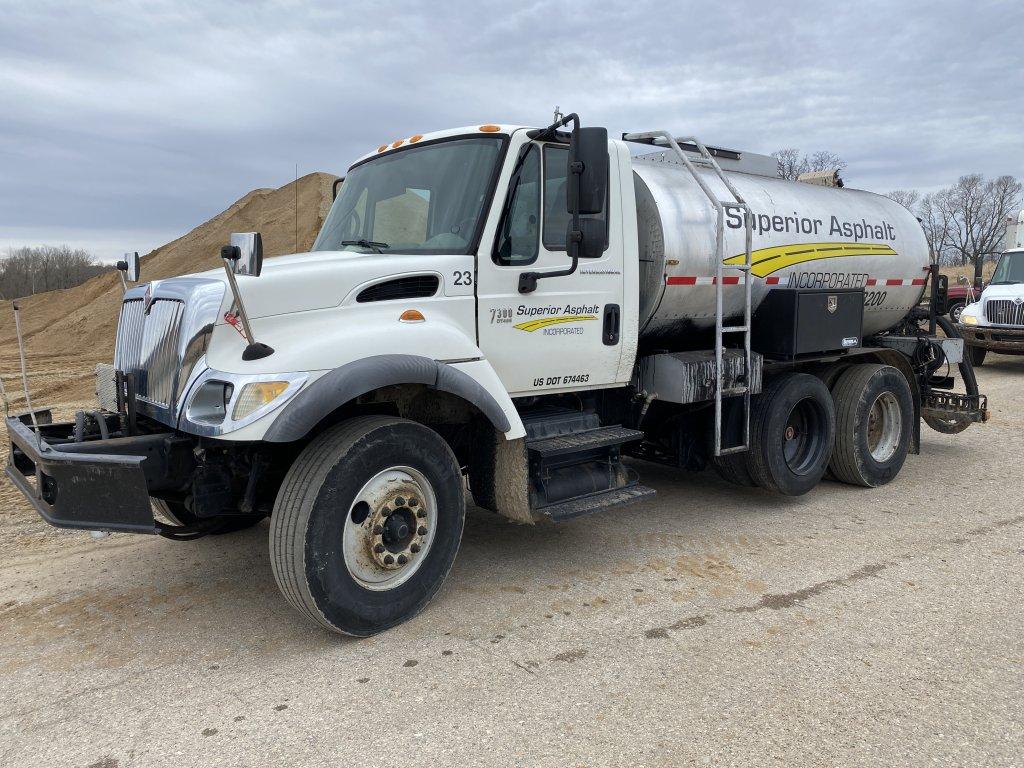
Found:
539,484 -> 657,522
527,426 -> 644,457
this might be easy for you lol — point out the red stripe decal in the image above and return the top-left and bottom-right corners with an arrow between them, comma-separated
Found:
764,276 -> 781,285
666,276 -> 697,285
885,278 -> 903,286
720,276 -> 740,285
911,278 -> 926,286
866,278 -> 878,286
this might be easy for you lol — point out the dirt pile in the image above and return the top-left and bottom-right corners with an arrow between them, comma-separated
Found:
0,173 -> 337,409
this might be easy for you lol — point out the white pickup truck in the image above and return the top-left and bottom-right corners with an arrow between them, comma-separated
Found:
5,114 -> 987,636
957,248 -> 1024,366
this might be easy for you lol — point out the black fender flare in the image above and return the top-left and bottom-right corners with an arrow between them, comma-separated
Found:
263,354 -> 511,442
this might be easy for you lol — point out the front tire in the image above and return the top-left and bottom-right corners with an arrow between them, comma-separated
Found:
270,416 -> 465,637
828,364 -> 913,487
948,302 -> 965,322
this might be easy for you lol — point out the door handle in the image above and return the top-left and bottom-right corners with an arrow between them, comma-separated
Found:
603,304 -> 620,346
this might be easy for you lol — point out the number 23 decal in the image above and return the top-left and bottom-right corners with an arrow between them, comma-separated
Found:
453,270 -> 473,286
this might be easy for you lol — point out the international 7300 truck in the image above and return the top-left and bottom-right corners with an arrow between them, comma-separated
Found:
5,115 -> 989,635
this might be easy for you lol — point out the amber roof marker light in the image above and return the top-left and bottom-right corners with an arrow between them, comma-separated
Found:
479,124 -> 501,132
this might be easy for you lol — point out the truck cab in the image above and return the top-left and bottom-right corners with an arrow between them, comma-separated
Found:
957,248 -> 1024,365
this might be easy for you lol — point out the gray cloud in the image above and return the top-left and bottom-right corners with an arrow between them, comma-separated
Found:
2,0 -> 1021,260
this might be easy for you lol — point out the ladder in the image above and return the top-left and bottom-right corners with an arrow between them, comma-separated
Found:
623,131 -> 754,456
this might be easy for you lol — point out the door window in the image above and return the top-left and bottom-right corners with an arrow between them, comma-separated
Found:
493,146 -> 541,266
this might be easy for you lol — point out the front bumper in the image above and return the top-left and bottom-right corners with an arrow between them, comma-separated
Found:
5,412 -> 190,534
958,324 -> 1024,354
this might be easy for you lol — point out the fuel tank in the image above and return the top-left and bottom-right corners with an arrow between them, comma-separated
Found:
632,150 -> 930,346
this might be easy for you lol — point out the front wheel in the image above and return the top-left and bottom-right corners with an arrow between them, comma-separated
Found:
270,416 -> 465,636
948,302 -> 965,322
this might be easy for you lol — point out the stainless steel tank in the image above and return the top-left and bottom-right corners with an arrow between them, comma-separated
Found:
632,151 -> 930,343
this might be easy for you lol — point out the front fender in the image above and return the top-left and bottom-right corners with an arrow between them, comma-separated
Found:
262,354 -> 525,443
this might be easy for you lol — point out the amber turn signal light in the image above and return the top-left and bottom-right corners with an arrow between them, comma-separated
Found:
399,309 -> 425,323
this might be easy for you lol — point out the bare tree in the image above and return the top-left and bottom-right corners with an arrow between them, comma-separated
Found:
885,189 -> 921,211
0,245 -> 110,299
771,148 -> 848,180
931,175 -> 1023,281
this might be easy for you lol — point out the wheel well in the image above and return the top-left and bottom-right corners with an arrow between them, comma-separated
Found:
300,384 -> 497,467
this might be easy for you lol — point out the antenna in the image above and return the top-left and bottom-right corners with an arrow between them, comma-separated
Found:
553,105 -> 564,123
294,163 -> 298,254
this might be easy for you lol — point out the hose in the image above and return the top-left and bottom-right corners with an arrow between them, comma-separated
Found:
923,315 -> 978,434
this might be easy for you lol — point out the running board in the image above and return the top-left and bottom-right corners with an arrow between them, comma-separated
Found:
539,484 -> 657,522
528,426 -> 644,457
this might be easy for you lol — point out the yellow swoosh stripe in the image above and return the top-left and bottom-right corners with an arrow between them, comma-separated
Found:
514,315 -> 598,332
723,242 -> 898,278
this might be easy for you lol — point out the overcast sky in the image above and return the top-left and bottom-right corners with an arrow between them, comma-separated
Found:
2,0 -> 1022,261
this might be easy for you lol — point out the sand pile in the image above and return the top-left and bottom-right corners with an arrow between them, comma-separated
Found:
0,172 -> 337,409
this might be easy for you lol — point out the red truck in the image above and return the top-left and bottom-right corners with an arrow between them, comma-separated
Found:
945,277 -> 983,321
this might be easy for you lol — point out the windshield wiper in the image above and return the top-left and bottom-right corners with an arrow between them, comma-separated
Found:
340,239 -> 389,253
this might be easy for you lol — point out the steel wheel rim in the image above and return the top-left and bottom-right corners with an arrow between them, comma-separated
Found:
342,466 -> 436,591
782,397 -> 825,475
867,392 -> 902,462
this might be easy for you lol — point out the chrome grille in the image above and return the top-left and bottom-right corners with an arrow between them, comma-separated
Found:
115,299 -> 145,371
112,278 -> 226,425
985,299 -> 1024,326
114,298 -> 185,407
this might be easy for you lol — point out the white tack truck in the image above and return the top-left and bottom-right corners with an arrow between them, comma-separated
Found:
6,115 -> 989,635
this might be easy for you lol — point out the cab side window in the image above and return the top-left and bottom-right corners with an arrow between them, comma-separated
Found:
542,144 -> 608,251
494,146 -> 540,266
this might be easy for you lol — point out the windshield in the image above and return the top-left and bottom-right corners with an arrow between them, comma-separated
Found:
991,251 -> 1024,284
313,136 -> 505,254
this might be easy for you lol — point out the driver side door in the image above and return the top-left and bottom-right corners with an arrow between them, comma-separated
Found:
476,139 -> 625,396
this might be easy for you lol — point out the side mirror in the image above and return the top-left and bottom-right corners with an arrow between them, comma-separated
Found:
567,218 -> 606,259
568,127 -> 608,216
332,177 -> 344,201
116,252 -> 140,282
222,232 -> 264,277
956,275 -> 969,286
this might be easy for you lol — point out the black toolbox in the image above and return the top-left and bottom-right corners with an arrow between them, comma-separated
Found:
752,288 -> 864,360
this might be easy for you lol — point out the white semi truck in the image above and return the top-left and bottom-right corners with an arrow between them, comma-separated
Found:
957,247 -> 1024,365
6,115 -> 989,635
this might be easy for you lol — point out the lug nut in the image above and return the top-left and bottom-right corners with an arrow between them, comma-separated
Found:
397,554 -> 408,565
410,543 -> 421,553
408,498 -> 418,507
373,524 -> 383,535
374,543 -> 385,553
417,526 -> 428,536
381,507 -> 392,517
384,554 -> 395,565
394,496 -> 406,507
416,509 -> 426,518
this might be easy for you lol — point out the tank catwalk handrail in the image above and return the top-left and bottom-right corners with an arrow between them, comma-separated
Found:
623,131 -> 754,457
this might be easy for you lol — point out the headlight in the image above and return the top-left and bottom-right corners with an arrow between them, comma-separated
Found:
960,314 -> 979,325
233,381 -> 290,420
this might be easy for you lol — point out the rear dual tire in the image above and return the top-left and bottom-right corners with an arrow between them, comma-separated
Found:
714,365 -> 913,494
746,373 -> 836,496
828,364 -> 913,487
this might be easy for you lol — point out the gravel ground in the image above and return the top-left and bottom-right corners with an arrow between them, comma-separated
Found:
1,356 -> 1021,768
